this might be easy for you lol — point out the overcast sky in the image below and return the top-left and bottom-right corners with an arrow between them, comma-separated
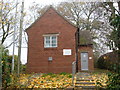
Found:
24,0 -> 66,7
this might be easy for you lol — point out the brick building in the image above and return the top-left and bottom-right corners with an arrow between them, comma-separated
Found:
26,6 -> 94,73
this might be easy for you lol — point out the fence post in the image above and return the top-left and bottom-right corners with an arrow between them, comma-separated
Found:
72,61 -> 76,86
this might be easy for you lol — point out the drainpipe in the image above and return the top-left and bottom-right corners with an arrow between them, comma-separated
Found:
75,28 -> 80,72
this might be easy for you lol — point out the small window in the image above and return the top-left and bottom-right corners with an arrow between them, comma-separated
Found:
44,35 -> 57,48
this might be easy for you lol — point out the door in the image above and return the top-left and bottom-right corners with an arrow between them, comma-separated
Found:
81,52 -> 88,70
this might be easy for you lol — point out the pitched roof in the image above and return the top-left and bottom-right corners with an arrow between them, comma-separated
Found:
79,30 -> 93,45
25,6 -> 77,31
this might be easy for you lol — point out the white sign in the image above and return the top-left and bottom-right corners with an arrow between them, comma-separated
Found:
63,49 -> 72,55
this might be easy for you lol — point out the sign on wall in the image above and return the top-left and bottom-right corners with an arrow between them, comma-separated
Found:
63,49 -> 72,55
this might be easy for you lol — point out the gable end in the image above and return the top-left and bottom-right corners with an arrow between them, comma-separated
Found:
25,6 -> 77,32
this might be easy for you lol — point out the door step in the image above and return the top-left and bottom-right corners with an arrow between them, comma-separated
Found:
75,85 -> 96,88
76,82 -> 95,84
75,78 -> 96,89
76,79 -> 94,81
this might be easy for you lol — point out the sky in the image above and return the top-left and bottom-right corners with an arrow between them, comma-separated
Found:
24,0 -> 66,7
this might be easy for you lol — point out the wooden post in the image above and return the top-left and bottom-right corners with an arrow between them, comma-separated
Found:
0,0 -> 3,88
12,0 -> 18,73
0,44 -> 2,88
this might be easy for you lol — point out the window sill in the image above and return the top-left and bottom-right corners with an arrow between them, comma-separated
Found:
44,47 -> 57,48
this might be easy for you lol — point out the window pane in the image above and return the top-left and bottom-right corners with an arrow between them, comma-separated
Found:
46,36 -> 50,40
45,43 -> 50,47
52,39 -> 56,44
45,36 -> 50,47
46,41 -> 50,43
52,36 -> 56,40
52,36 -> 57,46
52,43 -> 57,47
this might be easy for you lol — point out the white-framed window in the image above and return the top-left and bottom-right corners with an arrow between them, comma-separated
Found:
44,35 -> 58,48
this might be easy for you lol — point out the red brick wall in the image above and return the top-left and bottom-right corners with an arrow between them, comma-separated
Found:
26,7 -> 77,73
78,45 -> 94,71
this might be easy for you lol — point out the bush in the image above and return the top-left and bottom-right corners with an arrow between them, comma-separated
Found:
107,72 -> 120,89
59,72 -> 67,75
97,56 -> 107,69
97,56 -> 120,73
97,51 -> 120,73
1,45 -> 24,88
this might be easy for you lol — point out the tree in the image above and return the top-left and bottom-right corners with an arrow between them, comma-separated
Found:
22,2 -> 48,45
103,2 -> 120,50
0,1 -> 18,45
100,2 -> 120,75
25,2 -> 48,27
108,18 -> 120,50
56,2 -> 113,55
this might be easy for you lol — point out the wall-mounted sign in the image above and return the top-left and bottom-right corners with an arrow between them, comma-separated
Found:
63,49 -> 72,55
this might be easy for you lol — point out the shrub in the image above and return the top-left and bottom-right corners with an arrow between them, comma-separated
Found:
107,72 -> 120,89
67,74 -> 72,78
97,50 -> 120,73
59,72 -> 67,75
97,56 -> 108,69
